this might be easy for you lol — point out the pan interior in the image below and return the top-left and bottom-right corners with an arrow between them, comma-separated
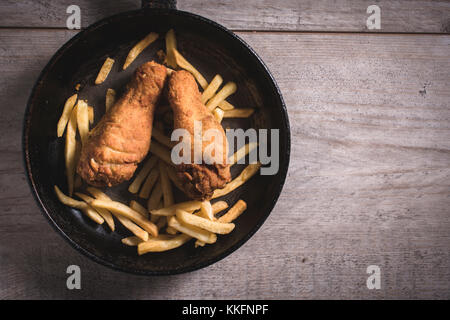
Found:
25,9 -> 289,274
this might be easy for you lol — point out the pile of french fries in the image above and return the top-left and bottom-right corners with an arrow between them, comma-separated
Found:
54,29 -> 260,255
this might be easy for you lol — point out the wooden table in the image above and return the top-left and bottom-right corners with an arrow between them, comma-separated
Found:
1,1 -> 449,299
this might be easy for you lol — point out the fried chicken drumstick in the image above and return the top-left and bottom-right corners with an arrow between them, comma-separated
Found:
77,61 -> 167,187
168,70 -> 231,200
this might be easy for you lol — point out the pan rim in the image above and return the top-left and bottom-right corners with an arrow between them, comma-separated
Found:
22,8 -> 291,276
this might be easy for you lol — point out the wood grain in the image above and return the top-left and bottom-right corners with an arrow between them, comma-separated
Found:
0,28 -> 449,299
0,0 -> 449,33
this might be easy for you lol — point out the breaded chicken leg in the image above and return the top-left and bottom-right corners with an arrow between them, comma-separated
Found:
168,70 -> 231,200
77,61 -> 167,187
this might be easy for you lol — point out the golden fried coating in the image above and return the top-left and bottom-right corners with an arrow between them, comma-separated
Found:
77,61 -> 167,187
168,70 -> 231,200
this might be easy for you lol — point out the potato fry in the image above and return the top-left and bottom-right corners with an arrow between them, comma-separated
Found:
173,49 -> 208,89
159,161 -> 174,207
166,226 -> 178,235
88,106 -> 94,125
76,100 -> 89,146
57,94 -> 78,137
86,187 -> 149,241
128,156 -> 158,194
156,216 -> 167,230
129,200 -> 148,218
139,167 -> 159,199
138,234 -> 191,254
168,215 -> 216,244
54,186 -> 104,224
122,236 -> 142,246
147,179 -> 163,210
105,88 -> 116,112
150,140 -> 173,165
152,127 -> 175,148
199,201 -> 214,220
176,210 -> 234,234
75,192 -> 115,231
212,162 -> 262,199
150,200 -> 202,216
213,107 -> 224,123
212,201 -> 228,214
54,185 -> 86,209
218,199 -> 247,223
218,100 -> 235,111
165,29 -> 177,68
65,103 -> 78,196
201,74 -> 223,104
95,57 -> 115,84
223,108 -> 255,118
90,199 -> 158,237
123,32 -> 159,70
206,82 -> 237,112
228,142 -> 258,165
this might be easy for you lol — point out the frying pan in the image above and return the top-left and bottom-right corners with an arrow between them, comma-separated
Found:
23,0 -> 290,275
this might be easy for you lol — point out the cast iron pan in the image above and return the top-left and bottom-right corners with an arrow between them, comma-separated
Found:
23,0 -> 290,275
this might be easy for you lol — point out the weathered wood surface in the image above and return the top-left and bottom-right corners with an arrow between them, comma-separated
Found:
0,27 -> 449,299
0,0 -> 449,33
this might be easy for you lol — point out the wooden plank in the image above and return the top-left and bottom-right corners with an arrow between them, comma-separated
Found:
0,29 -> 449,299
0,0 -> 449,33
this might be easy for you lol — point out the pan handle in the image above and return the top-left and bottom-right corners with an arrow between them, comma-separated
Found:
141,0 -> 177,9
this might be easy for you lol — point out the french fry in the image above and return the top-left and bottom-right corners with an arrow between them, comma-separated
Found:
206,82 -> 237,112
88,106 -> 94,125
199,201 -> 214,220
90,199 -> 158,237
218,100 -> 235,111
139,166 -> 159,199
156,216 -> 168,230
223,108 -> 255,118
129,200 -> 148,218
159,161 -> 174,207
150,140 -> 173,165
76,100 -> 89,146
212,201 -> 228,214
150,200 -> 202,216
165,29 -> 177,68
122,236 -> 142,246
176,210 -> 234,234
152,127 -> 175,148
54,186 -> 104,224
86,187 -> 150,241
57,94 -> 77,137
138,234 -> 191,254
95,57 -> 115,84
65,103 -> 78,196
213,107 -> 224,123
173,49 -> 208,89
195,201 -> 226,247
128,156 -> 158,194
212,162 -> 261,199
228,142 -> 258,165
166,226 -> 178,235
147,179 -> 163,210
168,215 -> 216,244
75,192 -> 115,231
218,200 -> 247,223
123,32 -> 158,70
201,74 -> 223,104
105,88 -> 116,112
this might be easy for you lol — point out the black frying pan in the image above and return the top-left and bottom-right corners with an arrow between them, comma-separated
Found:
23,0 -> 290,275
